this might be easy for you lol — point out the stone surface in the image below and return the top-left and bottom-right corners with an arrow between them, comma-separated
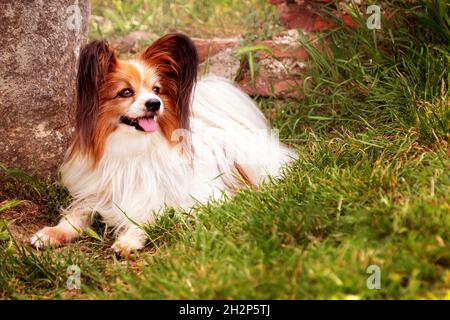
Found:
192,37 -> 241,63
239,75 -> 304,98
110,30 -> 156,54
271,0 -> 357,32
237,30 -> 308,98
110,35 -> 241,62
194,29 -> 309,98
0,0 -> 90,176
200,47 -> 241,80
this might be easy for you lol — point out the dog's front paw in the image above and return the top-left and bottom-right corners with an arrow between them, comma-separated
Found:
111,236 -> 144,258
30,226 -> 72,249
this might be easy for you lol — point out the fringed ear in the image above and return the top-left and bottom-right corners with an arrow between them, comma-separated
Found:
140,33 -> 198,130
76,40 -> 117,152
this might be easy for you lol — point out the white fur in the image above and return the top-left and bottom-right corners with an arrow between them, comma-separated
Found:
126,61 -> 163,118
31,75 -> 297,254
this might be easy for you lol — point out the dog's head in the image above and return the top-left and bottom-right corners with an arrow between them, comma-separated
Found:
72,33 -> 198,164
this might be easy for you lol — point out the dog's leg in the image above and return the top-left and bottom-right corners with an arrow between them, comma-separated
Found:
111,225 -> 147,257
30,210 -> 94,249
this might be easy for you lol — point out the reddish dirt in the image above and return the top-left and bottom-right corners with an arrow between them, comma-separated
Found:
271,0 -> 358,32
0,186 -> 50,244
192,37 -> 241,63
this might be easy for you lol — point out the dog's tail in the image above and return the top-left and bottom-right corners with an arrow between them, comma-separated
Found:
191,75 -> 297,186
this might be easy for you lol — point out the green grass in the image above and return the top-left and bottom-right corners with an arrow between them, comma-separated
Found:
89,0 -> 280,40
0,0 -> 449,299
0,164 -> 70,221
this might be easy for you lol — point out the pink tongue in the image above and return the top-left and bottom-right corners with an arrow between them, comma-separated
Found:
138,117 -> 157,133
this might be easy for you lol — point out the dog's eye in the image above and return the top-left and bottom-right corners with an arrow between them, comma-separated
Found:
118,88 -> 134,98
152,86 -> 160,95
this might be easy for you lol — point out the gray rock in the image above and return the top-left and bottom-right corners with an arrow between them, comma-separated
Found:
200,48 -> 241,80
0,0 -> 90,177
111,30 -> 156,54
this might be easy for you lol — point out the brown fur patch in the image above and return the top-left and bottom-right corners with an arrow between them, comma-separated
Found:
89,61 -> 143,163
139,33 -> 198,142
70,40 -> 118,165
234,162 -> 256,188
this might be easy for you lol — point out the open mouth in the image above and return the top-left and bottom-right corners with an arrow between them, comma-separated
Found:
120,115 -> 158,133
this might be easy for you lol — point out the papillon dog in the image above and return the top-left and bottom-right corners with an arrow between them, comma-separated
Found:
31,33 -> 297,256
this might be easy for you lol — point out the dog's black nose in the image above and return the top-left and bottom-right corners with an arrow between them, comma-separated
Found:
145,99 -> 161,112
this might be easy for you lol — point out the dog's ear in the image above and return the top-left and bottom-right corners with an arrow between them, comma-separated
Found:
140,33 -> 198,130
76,40 -> 117,150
